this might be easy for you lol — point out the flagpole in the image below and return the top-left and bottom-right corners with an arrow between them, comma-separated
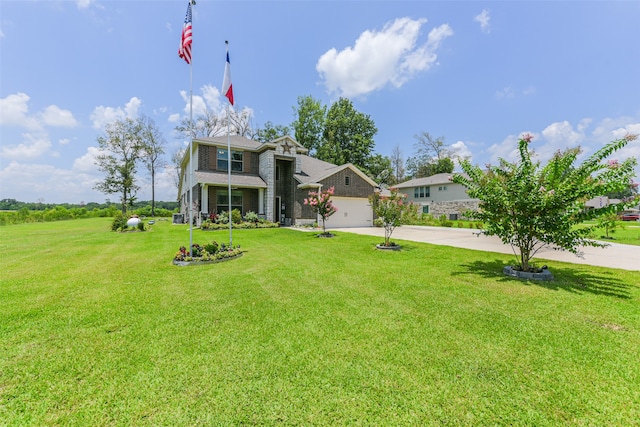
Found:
223,40 -> 234,247
187,0 -> 195,256
188,48 -> 194,256
178,1 -> 194,255
227,104 -> 232,247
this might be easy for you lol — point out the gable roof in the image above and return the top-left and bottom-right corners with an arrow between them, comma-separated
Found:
295,156 -> 378,189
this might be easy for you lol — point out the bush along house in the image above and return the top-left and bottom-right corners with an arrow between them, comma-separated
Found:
178,135 -> 379,228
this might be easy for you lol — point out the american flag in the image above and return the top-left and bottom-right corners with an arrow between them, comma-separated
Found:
178,3 -> 192,64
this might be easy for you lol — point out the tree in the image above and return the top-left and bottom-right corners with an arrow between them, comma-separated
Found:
174,107 -> 254,139
304,186 -> 338,235
453,133 -> 639,272
94,118 -> 145,214
390,145 -> 405,183
369,189 -> 411,247
317,98 -> 377,172
406,132 -> 452,178
255,121 -> 291,142
139,115 -> 166,217
364,154 -> 395,186
292,95 -> 326,154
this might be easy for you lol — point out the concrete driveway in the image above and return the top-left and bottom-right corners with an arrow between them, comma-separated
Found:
330,225 -> 640,272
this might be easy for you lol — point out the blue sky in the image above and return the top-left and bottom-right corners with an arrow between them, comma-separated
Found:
1,0 -> 639,204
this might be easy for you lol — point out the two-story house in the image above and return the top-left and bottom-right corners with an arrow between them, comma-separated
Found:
178,135 -> 379,228
393,173 -> 479,219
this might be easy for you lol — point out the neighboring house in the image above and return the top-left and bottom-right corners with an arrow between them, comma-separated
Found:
393,173 -> 479,219
584,196 -> 621,210
178,135 -> 379,228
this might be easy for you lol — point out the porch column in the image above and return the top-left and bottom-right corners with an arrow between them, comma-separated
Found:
258,188 -> 265,215
201,184 -> 208,214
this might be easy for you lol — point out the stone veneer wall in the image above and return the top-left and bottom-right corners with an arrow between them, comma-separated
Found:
428,200 -> 480,219
259,151 -> 275,222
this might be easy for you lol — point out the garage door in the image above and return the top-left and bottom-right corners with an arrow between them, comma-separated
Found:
324,197 -> 373,228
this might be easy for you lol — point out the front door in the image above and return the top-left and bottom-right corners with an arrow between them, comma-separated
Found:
275,196 -> 282,224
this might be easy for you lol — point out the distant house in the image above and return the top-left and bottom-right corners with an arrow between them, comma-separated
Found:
178,135 -> 379,228
393,173 -> 479,219
584,196 -> 621,210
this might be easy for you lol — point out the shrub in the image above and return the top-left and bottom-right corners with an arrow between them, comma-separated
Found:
231,209 -> 243,224
204,241 -> 219,254
111,212 -> 128,231
244,211 -> 259,223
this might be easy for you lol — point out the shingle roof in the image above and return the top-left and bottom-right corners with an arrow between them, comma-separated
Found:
393,173 -> 455,188
294,156 -> 342,185
194,171 -> 267,188
196,136 -> 262,150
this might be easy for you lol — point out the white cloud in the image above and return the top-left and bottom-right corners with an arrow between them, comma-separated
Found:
495,85 -> 536,99
179,85 -> 225,119
486,116 -> 640,179
90,96 -> 141,129
316,17 -> 453,98
474,9 -> 491,33
1,92 -> 79,130
495,86 -> 515,99
73,146 -> 102,173
76,0 -> 94,10
41,105 -> 78,128
0,160 -> 103,204
0,93 -> 42,130
450,141 -> 472,162
59,138 -> 71,145
0,133 -> 54,160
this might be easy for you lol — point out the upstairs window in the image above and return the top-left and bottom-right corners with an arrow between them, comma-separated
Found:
217,149 -> 243,172
438,186 -> 447,191
345,175 -> 351,186
414,186 -> 430,198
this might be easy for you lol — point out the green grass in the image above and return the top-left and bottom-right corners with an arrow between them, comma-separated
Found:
583,220 -> 640,246
1,218 -> 640,425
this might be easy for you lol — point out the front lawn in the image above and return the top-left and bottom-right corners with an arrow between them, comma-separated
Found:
1,218 -> 639,425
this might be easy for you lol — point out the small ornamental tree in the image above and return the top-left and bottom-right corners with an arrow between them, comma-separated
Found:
304,186 -> 338,235
453,134 -> 639,272
369,190 -> 410,247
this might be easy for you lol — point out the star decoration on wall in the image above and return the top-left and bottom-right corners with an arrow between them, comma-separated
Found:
282,141 -> 293,154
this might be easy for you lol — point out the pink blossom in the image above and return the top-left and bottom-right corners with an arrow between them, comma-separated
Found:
607,159 -> 619,169
522,133 -> 534,143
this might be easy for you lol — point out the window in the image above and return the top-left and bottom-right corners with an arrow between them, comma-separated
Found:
216,190 -> 243,214
217,149 -> 243,172
275,165 -> 281,181
422,205 -> 429,214
413,186 -> 430,198
439,186 -> 447,191
345,175 -> 351,186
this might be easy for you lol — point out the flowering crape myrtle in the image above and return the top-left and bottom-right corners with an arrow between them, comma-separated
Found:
304,186 -> 338,234
453,134 -> 639,272
369,190 -> 409,247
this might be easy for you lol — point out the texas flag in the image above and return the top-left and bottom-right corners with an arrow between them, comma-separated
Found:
222,44 -> 234,106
